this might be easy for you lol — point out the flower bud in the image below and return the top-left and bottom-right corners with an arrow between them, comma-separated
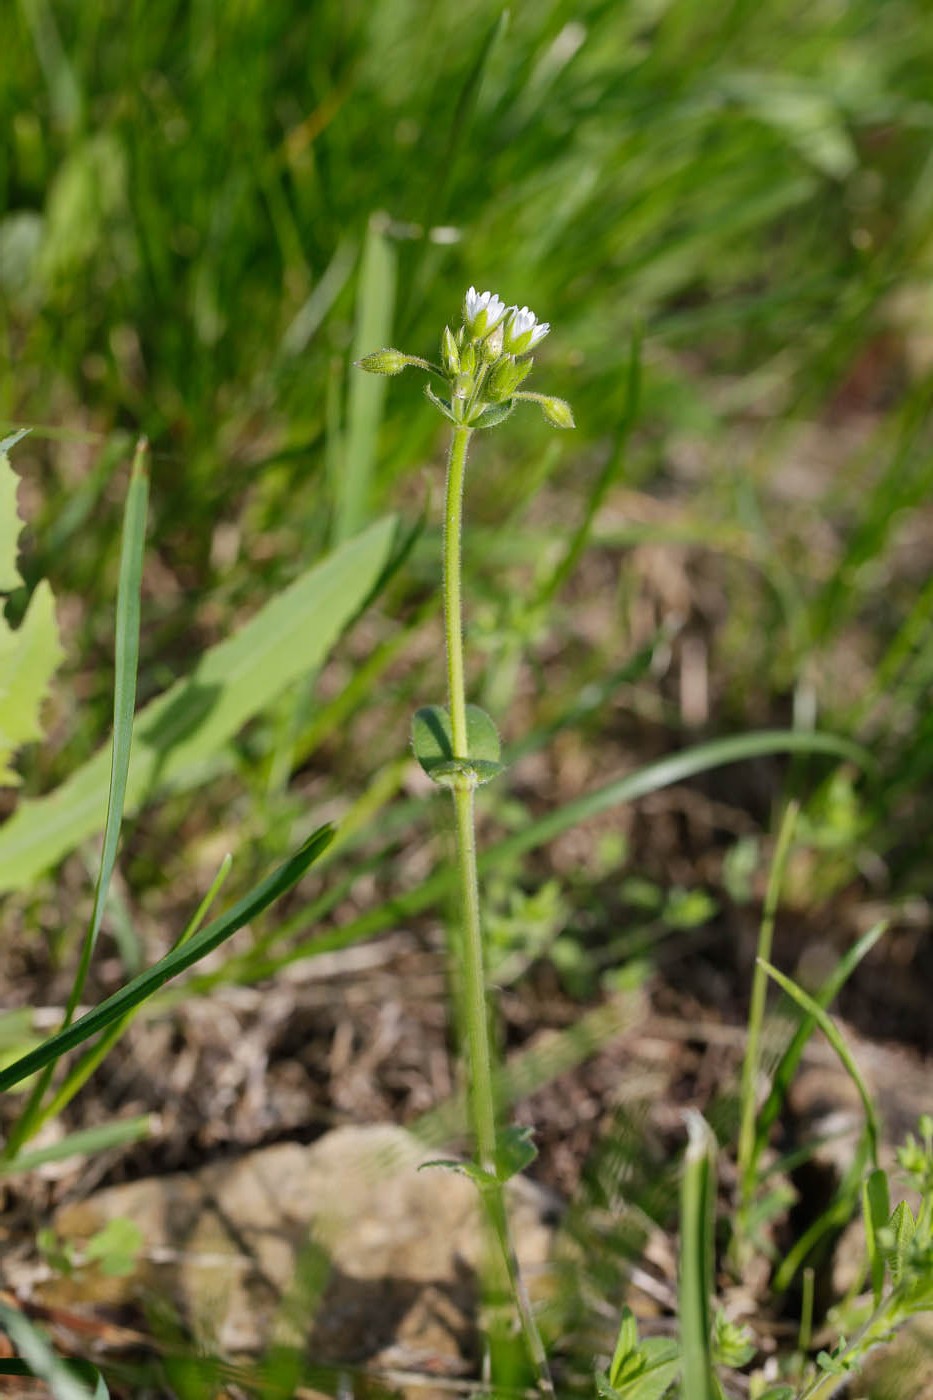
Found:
540,395 -> 575,429
452,373 -> 473,400
356,348 -> 414,376
463,286 -> 508,339
486,355 -> 533,403
480,325 -> 504,363
460,342 -> 477,377
502,306 -> 550,356
441,326 -> 460,377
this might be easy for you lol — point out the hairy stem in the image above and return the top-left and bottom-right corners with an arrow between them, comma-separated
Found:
442,424 -> 553,1395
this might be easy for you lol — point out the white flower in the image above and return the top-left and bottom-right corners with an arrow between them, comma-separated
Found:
463,286 -> 508,338
502,305 -> 550,355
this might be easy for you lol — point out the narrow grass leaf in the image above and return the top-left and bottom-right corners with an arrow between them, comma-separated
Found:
0,824 -> 334,1092
38,854 -> 234,1127
679,1112 -> 716,1400
863,1167 -> 891,1306
0,1116 -> 152,1177
737,800 -> 799,1202
3,443 -> 148,1157
335,218 -> 397,543
538,324 -> 641,607
0,1302 -> 105,1398
774,1133 -> 870,1292
758,960 -> 881,1166
70,439 -> 149,1015
754,919 -> 887,1156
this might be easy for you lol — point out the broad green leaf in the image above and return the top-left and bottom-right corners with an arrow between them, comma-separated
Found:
0,431 -> 28,590
597,1336 -> 681,1400
495,1124 -> 538,1182
411,702 -> 502,786
0,516 -> 396,892
471,399 -> 515,429
0,437 -> 64,786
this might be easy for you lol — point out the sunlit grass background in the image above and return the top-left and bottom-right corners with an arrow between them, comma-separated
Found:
1,0 -> 932,1393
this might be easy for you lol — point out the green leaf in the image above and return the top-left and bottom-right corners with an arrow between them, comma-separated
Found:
495,1124 -> 538,1182
608,1307 -> 640,1386
863,1168 -> 891,1306
0,1301 -> 108,1398
424,382 -> 458,423
0,582 -> 64,787
418,1157 -> 496,1189
9,442 -> 149,1161
0,824 -> 334,1092
598,1337 -> 681,1400
0,515 -> 396,892
754,919 -> 887,1157
679,1112 -> 716,1400
0,1117 -> 152,1177
84,1217 -> 144,1277
887,1200 -> 916,1286
0,437 -> 64,787
0,432 -> 28,591
335,216 -> 398,542
411,702 -> 503,787
758,959 -> 881,1167
470,399 -> 515,429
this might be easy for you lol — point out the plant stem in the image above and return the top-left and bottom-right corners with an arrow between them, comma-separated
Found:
452,781 -> 497,1170
444,426 -> 471,760
442,424 -> 553,1395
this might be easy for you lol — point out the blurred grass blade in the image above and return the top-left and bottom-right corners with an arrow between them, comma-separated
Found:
679,1112 -> 716,1400
334,218 -> 397,543
429,7 -> 508,228
0,1115 -> 152,1177
17,0 -> 81,131
0,516 -> 397,893
0,824 -> 334,1093
0,1301 -> 106,1398
862,1167 -> 891,1306
38,854 -> 234,1128
759,959 -> 880,1166
754,919 -> 887,1155
774,1132 -> 870,1292
70,440 -> 149,1016
737,800 -> 799,1202
3,442 -> 148,1158
538,323 -> 641,607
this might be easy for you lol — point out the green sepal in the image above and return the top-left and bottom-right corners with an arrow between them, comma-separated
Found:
411,703 -> 503,787
424,383 -> 458,422
469,399 -> 515,429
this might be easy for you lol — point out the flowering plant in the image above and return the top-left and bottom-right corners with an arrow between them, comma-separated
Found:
357,284 -> 574,432
357,287 -> 574,1395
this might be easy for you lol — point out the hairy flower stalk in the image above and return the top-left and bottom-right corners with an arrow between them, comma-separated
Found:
359,287 -> 572,1395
